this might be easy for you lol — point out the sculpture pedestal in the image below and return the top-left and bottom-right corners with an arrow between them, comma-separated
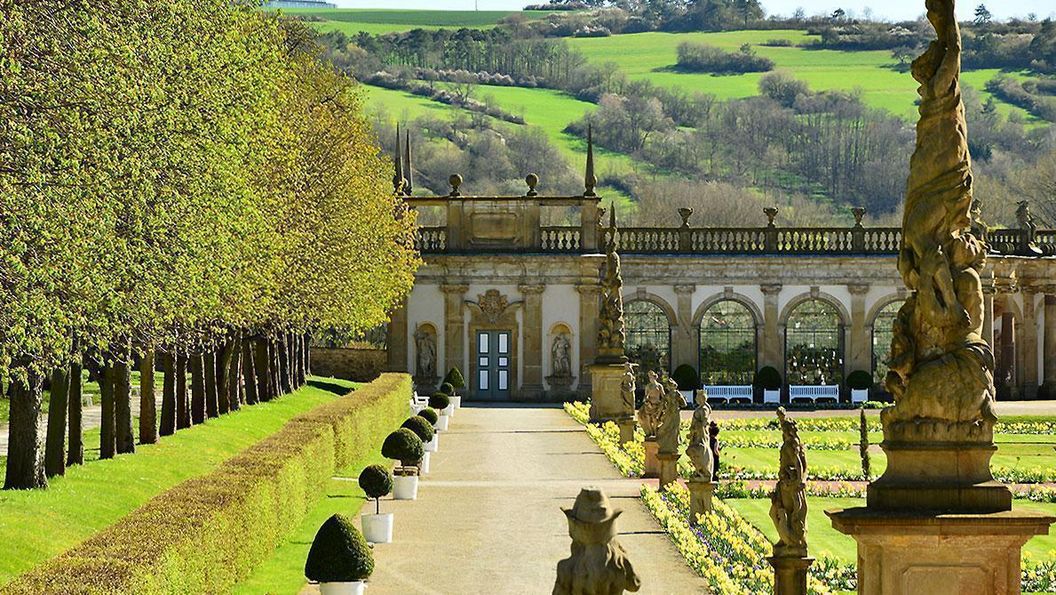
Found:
657,453 -> 679,491
686,478 -> 716,523
828,508 -> 1054,595
589,363 -> 633,424
767,556 -> 813,595
545,374 -> 576,402
617,418 -> 635,445
643,439 -> 659,479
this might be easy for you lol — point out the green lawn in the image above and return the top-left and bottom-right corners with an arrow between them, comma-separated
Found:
283,8 -> 550,36
0,377 -> 355,586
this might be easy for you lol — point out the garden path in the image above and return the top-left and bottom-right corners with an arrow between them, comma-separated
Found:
308,404 -> 707,594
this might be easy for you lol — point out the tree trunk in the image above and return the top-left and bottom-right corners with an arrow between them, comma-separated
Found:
278,335 -> 292,395
242,339 -> 258,405
4,374 -> 47,490
99,363 -> 116,459
176,353 -> 190,429
114,351 -> 134,454
159,352 -> 176,437
217,340 -> 234,415
190,353 -> 206,424
269,338 -> 282,397
44,368 -> 69,478
204,351 -> 219,417
67,360 -> 84,466
303,332 -> 312,383
139,350 -> 157,444
253,339 -> 271,402
227,337 -> 242,411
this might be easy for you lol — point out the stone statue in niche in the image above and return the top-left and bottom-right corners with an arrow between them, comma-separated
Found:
552,333 -> 572,378
769,407 -> 808,558
637,370 -> 663,437
414,326 -> 436,380
554,487 -> 641,595
656,377 -> 687,456
619,362 -> 636,412
685,391 -> 714,481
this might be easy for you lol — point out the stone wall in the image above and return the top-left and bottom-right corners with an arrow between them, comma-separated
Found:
310,347 -> 387,382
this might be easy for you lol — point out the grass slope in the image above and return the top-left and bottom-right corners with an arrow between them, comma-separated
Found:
0,377 -> 355,586
283,8 -> 549,36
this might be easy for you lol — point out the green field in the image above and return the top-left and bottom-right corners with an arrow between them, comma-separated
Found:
283,8 -> 549,36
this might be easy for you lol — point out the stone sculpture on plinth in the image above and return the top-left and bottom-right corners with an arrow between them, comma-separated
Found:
768,407 -> 812,595
827,3 -> 1055,593
638,370 -> 663,478
547,333 -> 576,396
589,211 -> 636,443
656,377 -> 686,490
685,390 -> 716,522
554,487 -> 641,595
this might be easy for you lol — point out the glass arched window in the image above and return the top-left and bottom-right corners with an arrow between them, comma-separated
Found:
785,299 -> 843,386
871,301 -> 904,386
624,300 -> 671,382
699,300 -> 756,385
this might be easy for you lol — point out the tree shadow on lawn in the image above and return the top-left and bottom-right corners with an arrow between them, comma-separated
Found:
307,379 -> 353,395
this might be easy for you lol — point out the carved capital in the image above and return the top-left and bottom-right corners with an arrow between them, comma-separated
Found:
673,284 -> 696,295
761,283 -> 783,296
518,283 -> 547,295
440,284 -> 469,295
575,284 -> 602,296
848,283 -> 870,296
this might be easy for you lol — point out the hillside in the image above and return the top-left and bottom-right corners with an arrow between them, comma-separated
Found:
281,8 -> 548,35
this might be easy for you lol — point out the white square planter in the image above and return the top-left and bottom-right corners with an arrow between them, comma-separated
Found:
361,512 -> 393,544
319,582 -> 366,595
424,434 -> 438,452
450,395 -> 462,409
393,474 -> 419,500
420,451 -> 431,474
436,414 -> 450,431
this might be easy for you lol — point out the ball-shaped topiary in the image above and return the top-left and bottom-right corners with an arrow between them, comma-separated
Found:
304,514 -> 374,583
439,382 -> 455,395
418,407 -> 439,425
382,428 -> 425,467
672,364 -> 701,391
358,464 -> 393,514
753,366 -> 782,391
429,392 -> 451,410
846,370 -> 874,391
401,415 -> 435,443
443,367 -> 465,390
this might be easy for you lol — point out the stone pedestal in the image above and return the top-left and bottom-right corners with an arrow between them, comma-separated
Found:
767,555 -> 813,595
545,374 -> 576,402
657,452 -> 679,491
827,508 -> 1054,595
686,478 -> 716,522
617,418 -> 635,444
643,438 -> 659,479
589,363 -> 633,424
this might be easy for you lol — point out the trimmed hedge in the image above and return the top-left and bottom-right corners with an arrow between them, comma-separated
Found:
6,373 -> 412,594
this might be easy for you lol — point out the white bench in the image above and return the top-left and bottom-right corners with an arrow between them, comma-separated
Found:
703,385 -> 754,404
409,391 -> 429,414
789,385 -> 840,404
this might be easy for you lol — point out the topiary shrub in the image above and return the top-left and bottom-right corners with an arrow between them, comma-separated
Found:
439,382 -> 455,395
401,415 -> 435,443
443,367 -> 465,391
304,514 -> 374,583
418,407 -> 439,425
358,464 -> 393,515
753,366 -> 782,391
429,392 -> 450,411
381,428 -> 424,468
846,370 -> 873,391
672,364 -> 701,391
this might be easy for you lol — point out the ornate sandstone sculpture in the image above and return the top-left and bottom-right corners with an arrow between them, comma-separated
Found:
619,362 -> 636,412
876,0 -> 1010,512
770,407 -> 808,558
637,370 -> 663,437
596,210 -> 626,365
656,377 -> 687,456
554,487 -> 641,595
552,333 -> 572,378
685,392 -> 714,481
414,326 -> 437,380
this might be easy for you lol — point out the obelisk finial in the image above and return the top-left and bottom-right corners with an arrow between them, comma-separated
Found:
393,123 -> 405,195
584,125 -> 597,198
404,129 -> 413,196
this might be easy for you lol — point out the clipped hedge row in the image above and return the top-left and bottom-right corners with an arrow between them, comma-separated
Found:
7,373 -> 411,594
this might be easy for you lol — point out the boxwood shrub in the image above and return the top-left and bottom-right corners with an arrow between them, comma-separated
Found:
418,407 -> 439,425
304,514 -> 374,583
429,392 -> 450,410
401,415 -> 435,443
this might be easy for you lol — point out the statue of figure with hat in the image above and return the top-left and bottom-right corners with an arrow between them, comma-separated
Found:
554,487 -> 641,595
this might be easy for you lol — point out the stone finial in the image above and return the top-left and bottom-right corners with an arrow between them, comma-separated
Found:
404,130 -> 413,196
852,206 -> 866,227
525,173 -> 539,197
584,125 -> 598,198
554,487 -> 641,595
678,207 -> 693,228
448,174 -> 463,197
393,124 -> 405,195
764,207 -> 779,227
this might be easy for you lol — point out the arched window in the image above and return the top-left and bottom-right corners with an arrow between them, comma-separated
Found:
785,299 -> 843,386
624,300 -> 670,380
699,300 -> 756,385
871,301 -> 904,386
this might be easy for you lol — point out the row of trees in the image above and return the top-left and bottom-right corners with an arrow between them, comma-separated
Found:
0,1 -> 419,489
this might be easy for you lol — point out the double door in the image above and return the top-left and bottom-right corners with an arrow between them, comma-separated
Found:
476,330 -> 511,400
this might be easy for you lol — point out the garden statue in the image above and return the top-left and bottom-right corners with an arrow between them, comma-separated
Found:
656,377 -> 687,456
554,487 -> 641,595
708,421 -> 720,482
637,370 -> 663,437
770,407 -> 807,558
596,210 -> 626,364
414,326 -> 437,380
552,333 -> 572,378
685,392 -> 713,481
619,362 -> 636,412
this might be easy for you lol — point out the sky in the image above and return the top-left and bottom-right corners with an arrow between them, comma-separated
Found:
335,1 -> 1056,22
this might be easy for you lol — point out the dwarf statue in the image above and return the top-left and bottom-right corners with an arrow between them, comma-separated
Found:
554,487 -> 641,595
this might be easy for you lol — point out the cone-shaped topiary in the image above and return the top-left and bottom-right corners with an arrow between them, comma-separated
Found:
418,407 -> 439,425
443,367 -> 465,390
439,382 -> 455,395
429,392 -> 450,410
846,370 -> 873,391
358,464 -> 393,515
304,514 -> 374,583
401,415 -> 435,443
672,364 -> 701,391
382,428 -> 424,468
753,366 -> 782,391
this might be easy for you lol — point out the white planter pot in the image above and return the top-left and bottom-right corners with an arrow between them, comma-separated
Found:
443,404 -> 455,417
420,451 -> 431,474
424,434 -> 438,452
450,395 -> 462,409
361,512 -> 393,544
436,414 -> 450,431
393,474 -> 419,500
319,581 -> 366,595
